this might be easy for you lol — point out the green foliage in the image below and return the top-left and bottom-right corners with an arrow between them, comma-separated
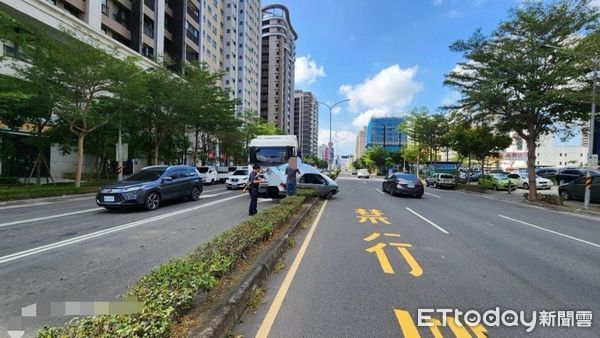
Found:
38,194 -> 313,337
444,0 -> 600,199
303,155 -> 328,168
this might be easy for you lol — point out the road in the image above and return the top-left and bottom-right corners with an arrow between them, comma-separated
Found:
0,184 -> 275,337
236,172 -> 600,337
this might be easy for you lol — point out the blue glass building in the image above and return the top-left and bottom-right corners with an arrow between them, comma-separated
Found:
366,117 -> 406,152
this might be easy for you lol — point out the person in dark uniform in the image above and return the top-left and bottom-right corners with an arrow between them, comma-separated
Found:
248,164 -> 264,215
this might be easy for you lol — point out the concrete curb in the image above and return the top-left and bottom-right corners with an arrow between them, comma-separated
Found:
188,198 -> 318,338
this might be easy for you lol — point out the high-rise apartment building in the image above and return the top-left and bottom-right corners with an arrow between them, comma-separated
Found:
260,4 -> 297,135
355,127 -> 366,158
293,90 -> 318,157
0,0 -> 261,114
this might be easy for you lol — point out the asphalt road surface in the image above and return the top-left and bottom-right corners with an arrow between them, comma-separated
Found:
236,172 -> 600,338
0,184 -> 275,337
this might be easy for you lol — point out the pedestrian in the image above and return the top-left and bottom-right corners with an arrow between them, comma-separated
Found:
285,157 -> 300,196
248,164 -> 264,216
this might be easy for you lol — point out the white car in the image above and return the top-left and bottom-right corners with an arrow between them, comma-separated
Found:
507,173 -> 552,189
197,166 -> 219,185
226,169 -> 249,189
357,169 -> 370,179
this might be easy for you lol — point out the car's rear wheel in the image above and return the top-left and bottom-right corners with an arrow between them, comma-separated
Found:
325,191 -> 334,199
390,185 -> 397,196
523,182 -> 529,189
382,183 -> 386,193
416,194 -> 423,198
560,190 -> 571,200
144,191 -> 161,210
426,181 -> 430,187
492,185 -> 497,191
189,185 -> 201,201
433,182 -> 438,189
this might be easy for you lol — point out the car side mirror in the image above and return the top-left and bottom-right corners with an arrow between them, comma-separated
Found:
162,176 -> 173,182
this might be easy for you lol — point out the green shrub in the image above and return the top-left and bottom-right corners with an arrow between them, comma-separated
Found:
38,193 -> 312,337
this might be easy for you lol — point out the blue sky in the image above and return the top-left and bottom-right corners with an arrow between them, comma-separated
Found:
263,0 -> 527,155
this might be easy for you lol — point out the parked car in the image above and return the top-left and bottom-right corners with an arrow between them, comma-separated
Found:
216,166 -> 231,183
226,169 -> 249,189
489,169 -> 509,175
426,173 -> 456,189
507,173 -> 552,190
555,168 -> 588,186
558,175 -> 600,202
197,165 -> 219,185
357,169 -> 370,179
96,165 -> 203,211
382,173 -> 424,198
298,172 -> 339,199
535,167 -> 558,181
478,173 -> 515,191
351,169 -> 358,175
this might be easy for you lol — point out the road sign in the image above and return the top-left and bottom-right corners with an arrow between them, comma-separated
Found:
115,143 -> 128,161
587,154 -> 598,171
328,141 -> 333,148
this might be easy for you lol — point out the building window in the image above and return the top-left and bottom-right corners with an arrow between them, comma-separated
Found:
142,44 -> 154,58
101,0 -> 109,15
144,0 -> 155,9
187,1 -> 200,21
113,4 -> 129,25
143,17 -> 154,38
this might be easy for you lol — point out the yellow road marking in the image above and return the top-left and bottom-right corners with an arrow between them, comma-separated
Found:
363,232 -> 381,241
427,318 -> 444,338
366,242 -> 394,274
447,316 -> 472,338
255,200 -> 328,338
470,323 -> 488,338
396,246 -> 423,277
394,309 -> 421,338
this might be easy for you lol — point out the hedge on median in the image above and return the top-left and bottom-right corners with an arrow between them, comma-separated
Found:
523,192 -> 563,206
38,191 -> 314,338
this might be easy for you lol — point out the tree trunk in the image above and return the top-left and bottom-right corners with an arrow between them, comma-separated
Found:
526,135 -> 537,201
74,134 -> 85,188
416,152 -> 420,177
152,143 -> 160,165
193,130 -> 200,165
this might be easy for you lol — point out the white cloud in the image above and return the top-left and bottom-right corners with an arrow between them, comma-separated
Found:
591,0 -> 600,7
339,64 -> 423,113
295,55 -> 326,85
433,0 -> 443,6
318,129 -> 357,156
352,108 -> 390,128
440,91 -> 461,107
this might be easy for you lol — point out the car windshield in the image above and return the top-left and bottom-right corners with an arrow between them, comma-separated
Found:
197,167 -> 209,173
395,174 -> 418,181
492,174 -> 508,180
124,169 -> 165,181
440,174 -> 454,179
232,170 -> 247,176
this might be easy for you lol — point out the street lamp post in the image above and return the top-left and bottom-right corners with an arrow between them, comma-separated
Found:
318,99 -> 350,170
544,45 -> 597,210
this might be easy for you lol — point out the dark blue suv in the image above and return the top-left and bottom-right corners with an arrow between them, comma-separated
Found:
96,165 -> 203,210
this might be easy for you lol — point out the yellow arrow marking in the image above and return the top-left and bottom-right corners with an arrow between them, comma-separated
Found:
447,316 -> 473,338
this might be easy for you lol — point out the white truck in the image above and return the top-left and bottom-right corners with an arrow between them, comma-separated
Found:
248,135 -> 298,198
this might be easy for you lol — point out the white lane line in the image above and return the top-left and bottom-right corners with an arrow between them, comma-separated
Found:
0,191 -> 233,229
498,215 -> 600,249
375,188 -> 385,195
0,208 -> 102,228
258,198 -> 273,203
405,207 -> 449,234
256,200 -> 329,337
0,201 -> 53,210
425,192 -> 441,198
0,194 -> 246,265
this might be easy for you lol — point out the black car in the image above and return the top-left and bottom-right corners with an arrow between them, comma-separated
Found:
558,175 -> 600,202
536,167 -> 558,181
96,165 -> 203,210
382,173 -> 424,198
556,169 -> 588,185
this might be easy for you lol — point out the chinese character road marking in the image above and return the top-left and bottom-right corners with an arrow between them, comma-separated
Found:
394,309 -> 488,338
355,208 -> 391,224
364,233 -> 422,277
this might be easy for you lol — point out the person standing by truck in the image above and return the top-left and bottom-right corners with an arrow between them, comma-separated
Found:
248,164 -> 264,215
285,157 -> 300,196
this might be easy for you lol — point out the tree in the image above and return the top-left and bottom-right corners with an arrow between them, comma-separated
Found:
468,126 -> 513,174
303,155 -> 328,168
444,0 -> 599,200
